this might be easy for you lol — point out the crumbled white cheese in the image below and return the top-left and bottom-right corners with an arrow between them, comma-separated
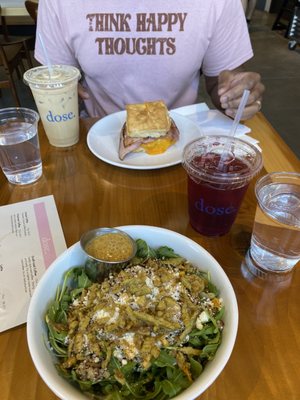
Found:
83,334 -> 89,347
82,295 -> 89,306
146,285 -> 159,301
123,332 -> 135,343
200,310 -> 210,323
121,332 -> 139,359
196,320 -> 203,330
145,277 -> 153,288
116,293 -> 129,305
113,347 -> 123,360
196,310 -> 210,330
170,283 -> 181,301
93,309 -> 110,320
108,307 -> 119,324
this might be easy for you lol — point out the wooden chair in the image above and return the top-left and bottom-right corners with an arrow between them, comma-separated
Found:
0,7 -> 9,42
0,5 -> 33,69
0,6 -> 34,106
25,1 -> 38,25
0,41 -> 27,106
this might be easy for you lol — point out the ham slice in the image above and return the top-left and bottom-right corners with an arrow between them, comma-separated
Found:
118,118 -> 180,161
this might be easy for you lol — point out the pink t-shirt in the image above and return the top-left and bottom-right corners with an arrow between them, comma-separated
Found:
35,0 -> 253,118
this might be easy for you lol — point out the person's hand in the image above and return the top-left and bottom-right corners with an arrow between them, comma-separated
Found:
78,82 -> 90,100
218,70 -> 265,120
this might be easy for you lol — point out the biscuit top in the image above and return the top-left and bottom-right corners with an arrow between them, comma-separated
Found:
126,100 -> 171,138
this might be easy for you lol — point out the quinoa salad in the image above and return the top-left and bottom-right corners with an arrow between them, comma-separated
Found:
45,239 -> 225,399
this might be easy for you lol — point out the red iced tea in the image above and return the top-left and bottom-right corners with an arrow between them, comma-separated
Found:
188,153 -> 250,235
183,136 -> 263,237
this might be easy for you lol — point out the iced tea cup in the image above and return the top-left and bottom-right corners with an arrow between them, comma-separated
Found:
23,65 -> 81,147
182,136 -> 263,236
0,107 -> 42,185
246,172 -> 300,275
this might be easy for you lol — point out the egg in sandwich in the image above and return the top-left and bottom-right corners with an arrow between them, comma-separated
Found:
118,100 -> 180,160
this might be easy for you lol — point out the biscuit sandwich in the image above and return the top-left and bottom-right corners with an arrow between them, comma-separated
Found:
118,100 -> 180,160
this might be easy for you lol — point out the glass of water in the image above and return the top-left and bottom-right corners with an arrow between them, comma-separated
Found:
0,108 -> 42,185
246,172 -> 300,276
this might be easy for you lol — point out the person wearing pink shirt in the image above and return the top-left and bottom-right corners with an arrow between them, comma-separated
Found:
35,0 -> 264,120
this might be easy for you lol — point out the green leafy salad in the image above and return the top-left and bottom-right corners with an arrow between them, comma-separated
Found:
45,239 -> 225,399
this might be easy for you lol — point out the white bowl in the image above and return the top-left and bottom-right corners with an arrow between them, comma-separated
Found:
27,225 -> 238,400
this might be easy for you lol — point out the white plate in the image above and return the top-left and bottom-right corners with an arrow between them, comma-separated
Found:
87,110 -> 204,170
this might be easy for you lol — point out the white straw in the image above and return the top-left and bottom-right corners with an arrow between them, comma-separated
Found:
38,33 -> 53,78
228,89 -> 250,137
218,89 -> 250,170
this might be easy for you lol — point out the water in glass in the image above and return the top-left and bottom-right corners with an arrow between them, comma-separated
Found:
250,182 -> 300,272
0,121 -> 42,185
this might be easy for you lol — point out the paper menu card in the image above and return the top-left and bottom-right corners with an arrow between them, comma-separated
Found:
0,195 -> 67,332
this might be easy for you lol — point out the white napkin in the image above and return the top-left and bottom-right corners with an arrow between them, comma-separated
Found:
172,103 -> 260,150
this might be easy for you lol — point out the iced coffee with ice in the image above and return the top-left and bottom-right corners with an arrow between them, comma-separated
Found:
24,65 -> 81,147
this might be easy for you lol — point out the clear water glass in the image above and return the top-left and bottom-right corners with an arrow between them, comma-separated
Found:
246,172 -> 300,275
0,108 -> 42,185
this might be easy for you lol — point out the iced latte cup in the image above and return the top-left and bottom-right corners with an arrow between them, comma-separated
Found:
24,65 -> 81,147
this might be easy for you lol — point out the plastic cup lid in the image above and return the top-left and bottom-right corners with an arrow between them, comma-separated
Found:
23,65 -> 81,88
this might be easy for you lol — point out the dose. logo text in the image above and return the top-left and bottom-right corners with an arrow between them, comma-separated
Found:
46,110 -> 75,122
195,198 -> 236,216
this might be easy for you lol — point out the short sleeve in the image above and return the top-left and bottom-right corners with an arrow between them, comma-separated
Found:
202,0 -> 253,76
34,0 -> 78,67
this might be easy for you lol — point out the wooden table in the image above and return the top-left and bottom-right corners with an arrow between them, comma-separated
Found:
0,112 -> 299,400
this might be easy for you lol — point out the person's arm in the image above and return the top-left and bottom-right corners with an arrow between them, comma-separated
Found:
201,0 -> 264,119
205,67 -> 265,120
